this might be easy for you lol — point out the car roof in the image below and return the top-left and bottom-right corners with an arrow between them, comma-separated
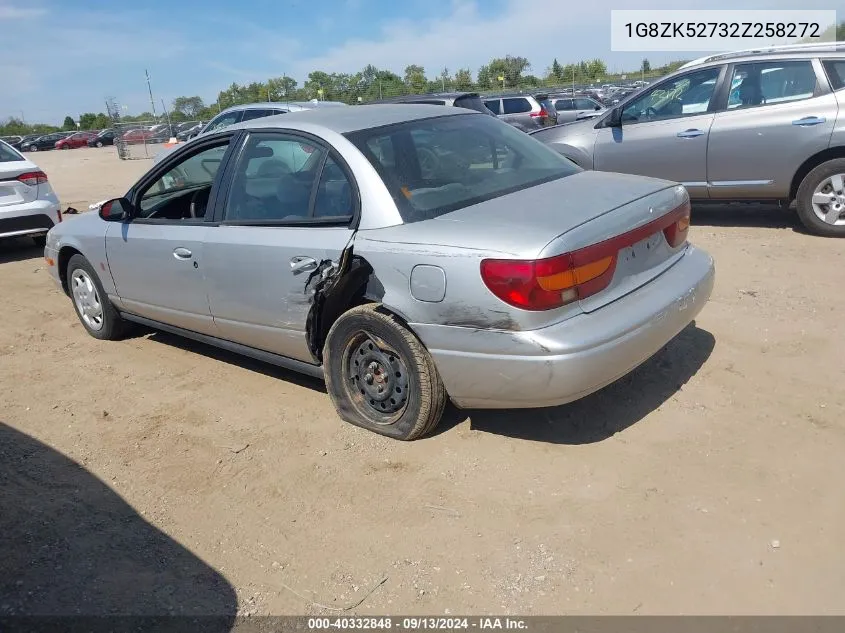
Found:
229,104 -> 473,135
217,100 -> 347,116
680,42 -> 845,70
482,93 -> 539,99
368,92 -> 480,104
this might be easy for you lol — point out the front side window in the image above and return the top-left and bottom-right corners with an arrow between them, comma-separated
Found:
728,61 -> 817,109
574,98 -> 598,110
346,113 -> 580,223
622,67 -> 721,123
138,142 -> 230,219
241,108 -> 274,122
224,133 -> 351,223
502,98 -> 532,114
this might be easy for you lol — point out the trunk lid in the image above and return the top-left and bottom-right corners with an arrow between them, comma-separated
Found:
436,170 -> 690,313
0,158 -> 39,208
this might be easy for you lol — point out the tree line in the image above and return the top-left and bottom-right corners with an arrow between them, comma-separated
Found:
3,22 -> 843,135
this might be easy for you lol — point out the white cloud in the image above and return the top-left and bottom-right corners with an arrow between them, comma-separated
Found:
0,5 -> 46,20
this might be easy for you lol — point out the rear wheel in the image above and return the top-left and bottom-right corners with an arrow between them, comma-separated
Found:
66,254 -> 128,340
324,304 -> 447,440
30,146 -> 37,152
796,159 -> 845,237
96,141 -> 104,148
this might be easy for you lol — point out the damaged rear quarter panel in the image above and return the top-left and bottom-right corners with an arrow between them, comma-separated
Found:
352,228 -> 582,333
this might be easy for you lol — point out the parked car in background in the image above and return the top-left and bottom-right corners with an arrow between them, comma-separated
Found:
45,104 -> 713,440
176,123 -> 203,142
55,131 -> 98,150
153,100 -> 348,163
530,43 -> 845,236
549,95 -> 606,123
88,129 -> 116,147
0,139 -> 62,247
11,134 -> 41,151
121,126 -> 173,145
367,92 -> 495,115
21,132 -> 71,152
482,93 -> 557,131
1,136 -> 23,149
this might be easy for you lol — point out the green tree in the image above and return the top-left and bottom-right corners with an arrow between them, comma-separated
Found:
477,64 -> 494,89
484,55 -> 531,88
78,113 -> 98,129
551,58 -> 564,80
453,68 -> 473,91
62,116 -> 76,130
266,76 -> 298,100
172,96 -> 205,118
404,64 -> 427,93
838,21 -> 844,40
641,58 -> 651,73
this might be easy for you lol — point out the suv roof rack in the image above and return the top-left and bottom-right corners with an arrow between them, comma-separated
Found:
680,41 -> 845,69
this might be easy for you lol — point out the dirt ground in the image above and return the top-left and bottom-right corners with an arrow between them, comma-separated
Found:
2,147 -> 844,616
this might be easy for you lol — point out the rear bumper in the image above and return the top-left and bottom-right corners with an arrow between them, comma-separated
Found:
412,245 -> 715,409
0,199 -> 61,239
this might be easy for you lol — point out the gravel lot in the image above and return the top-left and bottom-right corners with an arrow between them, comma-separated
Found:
2,147 -> 844,616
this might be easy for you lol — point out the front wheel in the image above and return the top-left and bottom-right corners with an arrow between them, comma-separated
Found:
96,141 -> 104,148
30,146 -> 37,152
796,159 -> 845,237
324,304 -> 447,440
66,254 -> 128,340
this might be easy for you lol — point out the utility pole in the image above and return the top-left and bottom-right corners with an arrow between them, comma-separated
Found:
145,69 -> 158,120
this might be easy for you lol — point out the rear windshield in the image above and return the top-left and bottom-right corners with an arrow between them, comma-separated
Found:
345,113 -> 579,223
0,142 -> 24,162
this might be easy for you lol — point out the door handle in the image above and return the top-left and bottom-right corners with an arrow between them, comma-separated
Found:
792,116 -> 826,126
173,247 -> 192,260
290,256 -> 318,273
676,129 -> 705,138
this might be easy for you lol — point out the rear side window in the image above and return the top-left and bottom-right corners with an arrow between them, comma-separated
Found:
408,99 -> 447,105
728,61 -> 817,109
554,99 -> 574,111
0,142 -> 24,162
484,99 -> 501,114
502,98 -> 532,114
241,109 -> 274,122
822,60 -> 845,91
346,113 -> 579,223
270,109 -> 289,115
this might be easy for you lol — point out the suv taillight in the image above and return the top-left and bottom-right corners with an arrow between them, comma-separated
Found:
17,171 -> 48,187
530,109 -> 549,119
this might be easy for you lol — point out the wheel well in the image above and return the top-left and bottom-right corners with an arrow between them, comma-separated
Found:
789,147 -> 845,202
57,246 -> 82,295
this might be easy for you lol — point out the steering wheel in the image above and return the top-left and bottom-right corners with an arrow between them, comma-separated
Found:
645,106 -> 659,119
188,189 -> 208,219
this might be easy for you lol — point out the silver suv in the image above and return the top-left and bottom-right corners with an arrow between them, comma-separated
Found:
531,43 -> 845,236
199,100 -> 347,136
483,94 -> 558,131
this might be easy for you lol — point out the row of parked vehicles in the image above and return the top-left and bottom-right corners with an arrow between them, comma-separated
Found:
1,122 -> 206,153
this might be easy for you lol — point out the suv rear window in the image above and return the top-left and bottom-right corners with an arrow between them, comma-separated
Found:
823,60 -> 845,91
346,113 -> 578,223
484,99 -> 501,114
502,98 -> 532,114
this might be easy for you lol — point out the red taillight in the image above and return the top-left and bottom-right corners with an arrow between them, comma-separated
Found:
530,109 -> 549,119
480,200 -> 691,311
17,171 -> 48,187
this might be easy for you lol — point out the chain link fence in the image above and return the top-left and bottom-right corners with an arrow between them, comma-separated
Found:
112,120 -> 201,160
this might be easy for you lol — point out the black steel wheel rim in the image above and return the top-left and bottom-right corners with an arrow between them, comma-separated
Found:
345,333 -> 409,423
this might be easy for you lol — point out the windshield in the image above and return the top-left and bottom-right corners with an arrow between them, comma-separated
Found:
346,113 -> 579,223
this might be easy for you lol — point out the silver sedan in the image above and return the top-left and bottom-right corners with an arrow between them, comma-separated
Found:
44,105 -> 714,440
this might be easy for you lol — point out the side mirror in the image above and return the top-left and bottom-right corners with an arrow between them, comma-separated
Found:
98,198 -> 131,222
606,106 -> 622,128
594,105 -> 601,110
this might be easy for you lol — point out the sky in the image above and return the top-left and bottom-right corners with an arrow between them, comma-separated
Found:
0,0 -> 838,124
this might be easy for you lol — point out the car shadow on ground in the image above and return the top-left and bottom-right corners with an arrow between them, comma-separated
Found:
435,323 -> 715,444
691,203 -> 801,230
142,329 -> 328,395
0,422 -> 237,628
0,238 -> 43,264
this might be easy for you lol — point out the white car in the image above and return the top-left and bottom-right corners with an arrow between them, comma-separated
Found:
0,140 -> 62,246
